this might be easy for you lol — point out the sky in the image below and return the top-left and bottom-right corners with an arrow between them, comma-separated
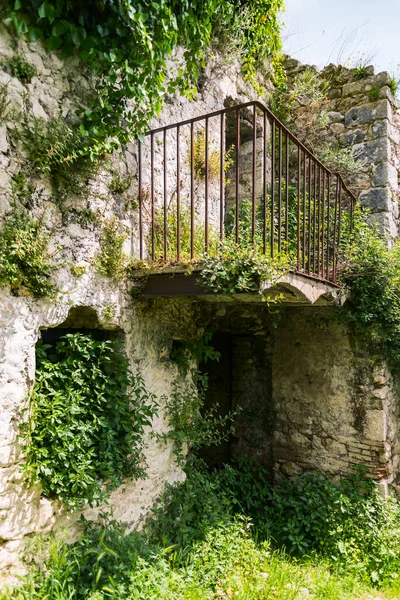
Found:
282,0 -> 400,75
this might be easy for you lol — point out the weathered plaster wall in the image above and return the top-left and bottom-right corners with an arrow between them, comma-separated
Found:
285,59 -> 400,237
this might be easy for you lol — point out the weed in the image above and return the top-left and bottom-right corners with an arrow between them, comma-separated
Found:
368,86 -> 381,101
353,66 -> 369,80
70,263 -> 86,277
7,53 -> 37,84
192,129 -> 234,181
109,171 -> 133,194
0,83 -> 10,124
102,304 -> 116,321
95,217 -> 127,279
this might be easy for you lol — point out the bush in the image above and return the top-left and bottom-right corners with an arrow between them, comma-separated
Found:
21,333 -> 157,509
340,213 -> 400,370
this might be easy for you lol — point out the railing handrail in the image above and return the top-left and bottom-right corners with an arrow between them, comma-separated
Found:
145,100 -> 357,204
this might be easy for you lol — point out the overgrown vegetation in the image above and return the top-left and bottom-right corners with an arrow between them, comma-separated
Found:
192,129 -> 234,181
272,67 -> 366,177
21,333 -> 157,509
4,462 -> 400,599
0,207 -> 54,297
2,0 -> 283,163
158,334 -> 237,463
198,201 -> 293,295
95,217 -> 127,279
6,52 -> 37,83
18,113 -> 99,201
339,211 -> 400,372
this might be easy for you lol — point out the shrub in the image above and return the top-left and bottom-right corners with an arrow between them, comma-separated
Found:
20,333 -> 157,509
340,213 -> 400,371
0,208 -> 54,297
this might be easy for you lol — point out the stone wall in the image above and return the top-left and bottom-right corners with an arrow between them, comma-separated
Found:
273,307 -> 400,492
284,59 -> 400,237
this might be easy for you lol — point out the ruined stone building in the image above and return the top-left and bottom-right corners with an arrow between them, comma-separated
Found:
0,24 -> 400,579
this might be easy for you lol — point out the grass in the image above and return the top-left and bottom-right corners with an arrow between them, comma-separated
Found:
3,463 -> 400,599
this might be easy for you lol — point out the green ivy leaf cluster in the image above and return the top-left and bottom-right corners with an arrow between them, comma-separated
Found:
0,208 -> 54,297
2,0 -> 283,158
21,333 -> 157,509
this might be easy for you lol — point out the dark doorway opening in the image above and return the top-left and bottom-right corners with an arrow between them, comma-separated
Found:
198,331 -> 274,473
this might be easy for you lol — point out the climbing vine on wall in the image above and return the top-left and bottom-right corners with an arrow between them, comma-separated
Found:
21,333 -> 157,509
2,0 -> 283,159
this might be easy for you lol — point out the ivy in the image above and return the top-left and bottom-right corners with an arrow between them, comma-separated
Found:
20,333 -> 157,509
2,0 -> 283,159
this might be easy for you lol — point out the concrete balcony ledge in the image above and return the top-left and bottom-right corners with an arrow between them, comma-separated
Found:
138,269 -> 348,306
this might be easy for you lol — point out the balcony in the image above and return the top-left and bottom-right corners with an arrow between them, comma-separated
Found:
131,101 -> 356,298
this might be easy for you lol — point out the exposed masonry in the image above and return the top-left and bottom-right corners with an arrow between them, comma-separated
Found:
285,58 -> 400,238
0,24 -> 400,584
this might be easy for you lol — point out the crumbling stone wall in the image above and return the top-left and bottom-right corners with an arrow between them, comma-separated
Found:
284,59 -> 400,238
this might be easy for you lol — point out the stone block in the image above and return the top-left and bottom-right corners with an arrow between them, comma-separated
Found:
359,187 -> 392,213
342,72 -> 392,97
345,100 -> 392,127
352,137 -> 390,163
372,163 -> 398,189
364,409 -> 386,442
327,111 -> 344,123
339,129 -> 365,146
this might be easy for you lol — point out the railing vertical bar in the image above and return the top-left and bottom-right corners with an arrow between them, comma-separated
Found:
252,104 -> 257,243
332,176 -> 339,283
150,132 -> 155,261
336,179 -> 343,283
220,113 -> 225,239
316,165 -> 321,276
302,153 -> 306,270
277,125 -> 282,253
271,119 -> 275,258
326,173 -> 331,281
285,133 -> 289,249
205,117 -> 209,253
307,157 -> 312,274
321,170 -> 326,277
263,112 -> 267,254
235,108 -> 241,243
163,129 -> 168,261
312,161 -> 317,275
190,122 -> 195,259
138,140 -> 143,260
297,147 -> 301,269
176,124 -> 180,262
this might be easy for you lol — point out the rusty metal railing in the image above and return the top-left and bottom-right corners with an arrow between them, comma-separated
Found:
134,101 -> 356,285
